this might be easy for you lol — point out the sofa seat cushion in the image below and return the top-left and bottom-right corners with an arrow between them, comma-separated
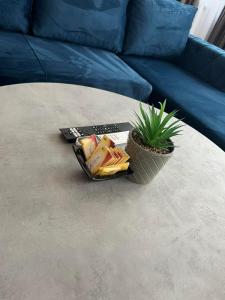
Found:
0,31 -> 45,85
0,0 -> 32,33
121,55 -> 225,150
32,0 -> 129,53
25,36 -> 152,101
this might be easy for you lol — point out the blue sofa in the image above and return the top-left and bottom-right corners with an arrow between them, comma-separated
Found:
0,30 -> 151,101
121,36 -> 225,151
0,0 -> 225,151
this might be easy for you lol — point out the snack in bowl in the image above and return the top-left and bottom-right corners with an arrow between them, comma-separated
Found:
86,145 -> 114,175
81,135 -> 130,176
96,162 -> 130,176
79,134 -> 97,160
91,135 -> 114,156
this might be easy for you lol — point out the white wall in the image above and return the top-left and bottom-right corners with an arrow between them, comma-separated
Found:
190,0 -> 225,39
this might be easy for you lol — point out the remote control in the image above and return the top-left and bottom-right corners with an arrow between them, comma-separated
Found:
59,122 -> 133,145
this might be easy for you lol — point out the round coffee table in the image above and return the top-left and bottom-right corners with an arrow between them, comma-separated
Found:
0,83 -> 225,300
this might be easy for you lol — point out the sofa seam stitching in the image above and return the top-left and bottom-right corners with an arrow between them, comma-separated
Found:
22,34 -> 48,81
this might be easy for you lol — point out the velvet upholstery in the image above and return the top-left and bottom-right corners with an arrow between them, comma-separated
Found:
0,1 -> 224,151
120,54 -> 225,150
32,0 -> 129,53
25,35 -> 152,101
123,0 -> 197,58
0,31 -> 45,85
0,0 -> 32,33
177,35 -> 225,93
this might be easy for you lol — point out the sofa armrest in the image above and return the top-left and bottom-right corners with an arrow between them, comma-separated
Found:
178,35 -> 225,93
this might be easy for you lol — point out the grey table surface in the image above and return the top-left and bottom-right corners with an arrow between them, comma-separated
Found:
0,83 -> 225,300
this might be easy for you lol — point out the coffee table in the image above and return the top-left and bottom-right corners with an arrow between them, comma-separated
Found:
0,83 -> 225,300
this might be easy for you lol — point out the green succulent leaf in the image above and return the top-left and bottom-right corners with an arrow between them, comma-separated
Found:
133,100 -> 183,150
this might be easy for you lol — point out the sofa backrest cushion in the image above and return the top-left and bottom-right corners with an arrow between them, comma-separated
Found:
178,35 -> 225,93
123,0 -> 197,58
32,0 -> 129,53
0,0 -> 32,33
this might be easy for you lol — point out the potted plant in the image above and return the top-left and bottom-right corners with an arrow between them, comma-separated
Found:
126,100 -> 183,185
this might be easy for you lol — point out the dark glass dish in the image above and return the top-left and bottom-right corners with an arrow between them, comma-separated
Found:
72,144 -> 133,181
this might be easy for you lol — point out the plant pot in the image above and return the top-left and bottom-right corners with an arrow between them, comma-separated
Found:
125,130 -> 174,185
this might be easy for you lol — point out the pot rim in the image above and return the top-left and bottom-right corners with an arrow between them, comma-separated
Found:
129,129 -> 174,157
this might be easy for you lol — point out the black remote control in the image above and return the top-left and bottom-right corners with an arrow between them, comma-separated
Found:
59,122 -> 133,144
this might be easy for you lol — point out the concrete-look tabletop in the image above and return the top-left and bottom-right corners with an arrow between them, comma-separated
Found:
0,83 -> 225,300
